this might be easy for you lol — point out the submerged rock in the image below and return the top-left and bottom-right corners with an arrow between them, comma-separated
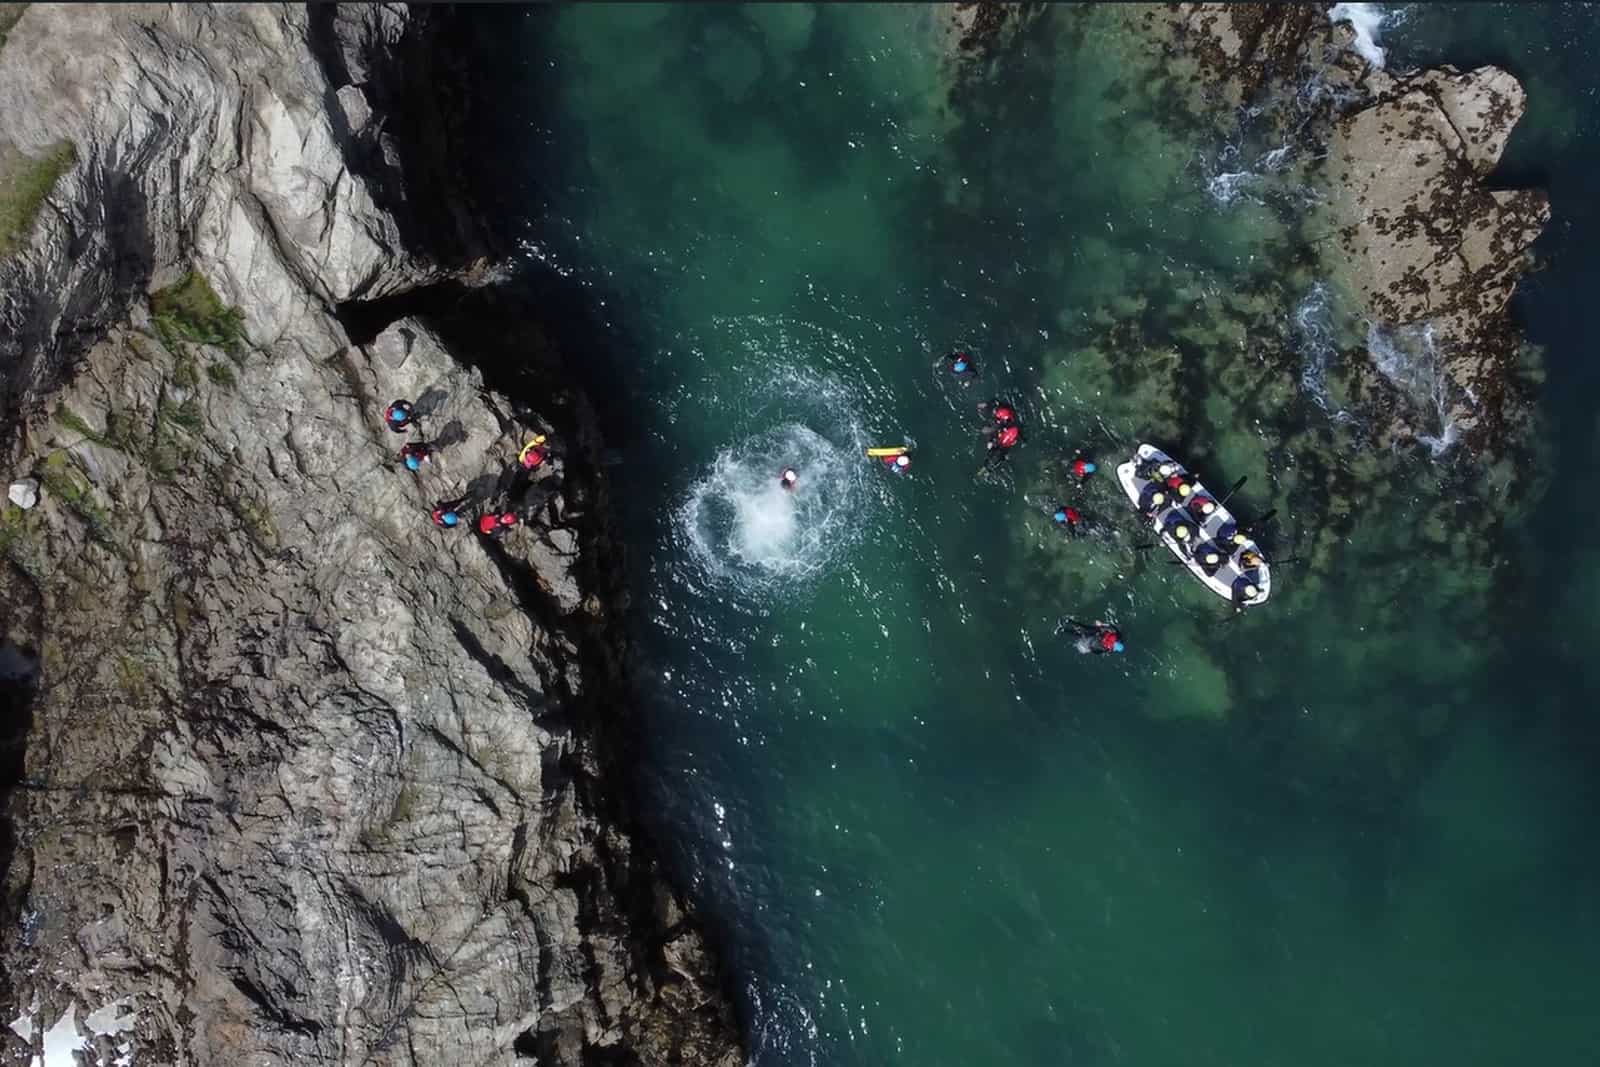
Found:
0,5 -> 740,1066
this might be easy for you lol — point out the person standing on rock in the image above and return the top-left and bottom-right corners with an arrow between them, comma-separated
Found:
477,511 -> 518,540
384,399 -> 416,433
398,441 -> 436,472
519,434 -> 549,471
430,494 -> 471,528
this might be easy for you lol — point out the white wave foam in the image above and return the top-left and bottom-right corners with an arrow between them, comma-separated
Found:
1294,283 -> 1338,409
680,421 -> 867,600
1366,321 -> 1464,457
1329,3 -> 1388,68
1207,170 -> 1262,207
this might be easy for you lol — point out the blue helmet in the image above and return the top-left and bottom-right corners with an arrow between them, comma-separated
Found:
1083,461 -> 1097,474
1052,509 -> 1067,523
953,359 -> 968,372
1112,641 -> 1125,653
441,511 -> 458,527
404,454 -> 421,471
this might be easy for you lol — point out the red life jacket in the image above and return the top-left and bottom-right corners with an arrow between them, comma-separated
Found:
1165,473 -> 1185,490
993,406 -> 1015,424
1065,507 -> 1081,525
997,425 -> 1019,448
1071,458 -> 1089,478
1099,631 -> 1118,651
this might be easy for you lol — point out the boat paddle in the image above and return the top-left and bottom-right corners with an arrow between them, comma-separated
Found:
1216,475 -> 1248,508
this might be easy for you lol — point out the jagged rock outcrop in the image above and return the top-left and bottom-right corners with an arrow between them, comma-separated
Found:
0,5 -> 740,1066
1324,65 -> 1549,440
1151,2 -> 1548,451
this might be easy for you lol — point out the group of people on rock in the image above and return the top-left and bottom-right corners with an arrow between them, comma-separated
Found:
384,397 -> 553,542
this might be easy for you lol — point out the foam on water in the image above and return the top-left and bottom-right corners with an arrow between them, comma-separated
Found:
680,421 -> 867,601
1367,320 -> 1462,456
1329,3 -> 1390,68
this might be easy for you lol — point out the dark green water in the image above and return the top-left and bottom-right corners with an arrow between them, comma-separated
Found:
474,5 -> 1600,1063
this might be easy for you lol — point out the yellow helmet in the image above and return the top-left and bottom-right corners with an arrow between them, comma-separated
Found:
1174,525 -> 1190,540
1177,483 -> 1192,497
1244,583 -> 1259,599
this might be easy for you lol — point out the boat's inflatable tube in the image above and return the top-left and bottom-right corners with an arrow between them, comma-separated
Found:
1116,443 -> 1271,607
865,446 -> 909,458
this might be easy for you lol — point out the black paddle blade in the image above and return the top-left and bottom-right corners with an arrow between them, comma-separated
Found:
1249,508 -> 1278,527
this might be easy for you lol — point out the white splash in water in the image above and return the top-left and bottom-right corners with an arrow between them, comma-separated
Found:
1293,283 -> 1338,409
1207,170 -> 1262,207
1329,3 -> 1388,68
681,421 -> 868,600
1366,321 -> 1464,457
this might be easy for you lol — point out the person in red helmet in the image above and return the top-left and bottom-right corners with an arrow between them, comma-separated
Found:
477,511 -> 519,540
1057,617 -> 1125,655
979,398 -> 1018,426
1051,504 -> 1083,536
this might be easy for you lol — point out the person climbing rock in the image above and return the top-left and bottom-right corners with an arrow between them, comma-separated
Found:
384,399 -> 416,433
1058,617 -> 1124,655
519,435 -> 548,471
477,511 -> 519,539
430,494 -> 471,528
1066,451 -> 1097,482
780,468 -> 799,491
398,441 -> 436,472
943,351 -> 978,385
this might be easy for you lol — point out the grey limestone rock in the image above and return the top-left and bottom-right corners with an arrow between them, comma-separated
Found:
0,5 -> 741,1066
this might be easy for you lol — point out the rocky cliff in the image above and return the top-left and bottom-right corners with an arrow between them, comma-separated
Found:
0,5 -> 741,1066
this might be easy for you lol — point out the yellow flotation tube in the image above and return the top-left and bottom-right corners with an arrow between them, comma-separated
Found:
865,446 -> 908,458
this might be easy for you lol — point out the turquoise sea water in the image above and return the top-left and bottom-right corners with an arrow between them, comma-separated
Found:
470,5 -> 1600,1064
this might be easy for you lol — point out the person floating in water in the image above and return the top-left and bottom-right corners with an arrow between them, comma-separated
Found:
1051,504 -> 1084,536
430,494 -> 471,528
1057,617 -> 1125,655
1066,450 -> 1097,483
982,421 -> 1022,468
477,511 -> 519,539
881,453 -> 912,475
780,468 -> 799,491
519,434 -> 548,471
942,351 -> 978,385
978,398 -> 1019,428
398,441 -> 436,472
384,399 -> 416,433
